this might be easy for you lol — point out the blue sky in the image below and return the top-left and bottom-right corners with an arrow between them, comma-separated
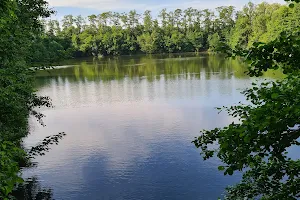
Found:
47,0 -> 285,19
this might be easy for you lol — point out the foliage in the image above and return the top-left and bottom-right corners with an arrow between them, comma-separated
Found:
0,142 -> 25,199
43,7 -> 237,56
0,0 -> 66,199
41,2 -> 300,57
28,133 -> 66,158
12,177 -> 53,200
193,1 -> 300,199
208,33 -> 222,52
137,32 -> 158,54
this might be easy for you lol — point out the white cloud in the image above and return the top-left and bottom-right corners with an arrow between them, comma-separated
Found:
169,0 -> 285,10
47,0 -> 149,10
47,0 -> 286,12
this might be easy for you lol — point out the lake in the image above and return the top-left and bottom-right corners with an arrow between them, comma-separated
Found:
23,53 -> 263,199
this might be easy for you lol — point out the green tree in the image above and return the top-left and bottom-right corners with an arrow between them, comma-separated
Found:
98,12 -> 112,28
88,14 -> 97,31
229,2 -> 255,48
184,7 -> 195,31
215,6 -> 235,43
143,10 -> 153,33
159,8 -> 168,30
164,30 -> 185,53
193,1 -> 300,199
47,20 -> 59,36
174,9 -> 183,29
0,0 -> 66,198
137,32 -> 158,53
208,32 -> 222,52
128,10 -> 140,29
62,14 -> 75,37
75,15 -> 85,34
186,31 -> 204,52
249,3 -> 281,44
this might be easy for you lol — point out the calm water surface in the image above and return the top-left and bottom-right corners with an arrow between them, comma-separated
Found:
24,53 -> 261,199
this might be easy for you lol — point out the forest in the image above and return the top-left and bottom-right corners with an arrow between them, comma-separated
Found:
40,2 -> 300,58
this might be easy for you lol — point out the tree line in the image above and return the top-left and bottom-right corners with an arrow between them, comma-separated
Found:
41,2 -> 300,58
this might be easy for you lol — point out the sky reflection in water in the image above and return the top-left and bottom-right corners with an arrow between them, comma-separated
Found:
24,53 -> 260,200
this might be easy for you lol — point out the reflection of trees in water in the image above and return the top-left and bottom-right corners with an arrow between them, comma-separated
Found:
35,53 -> 249,87
12,177 -> 53,200
36,53 -> 285,89
13,133 -> 66,199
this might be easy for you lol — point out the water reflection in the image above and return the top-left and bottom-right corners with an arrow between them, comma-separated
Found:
25,53 -> 260,199
36,53 -> 247,84
34,54 -> 252,110
13,177 -> 53,200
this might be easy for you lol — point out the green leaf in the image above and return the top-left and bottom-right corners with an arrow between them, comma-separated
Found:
227,168 -> 234,176
244,135 -> 251,143
218,166 -> 225,171
271,93 -> 279,99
